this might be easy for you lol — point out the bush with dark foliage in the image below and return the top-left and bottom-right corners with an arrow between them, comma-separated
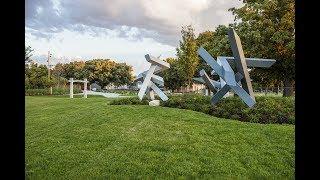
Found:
109,97 -> 149,105
110,94 -> 295,124
161,94 -> 295,124
25,87 -> 82,96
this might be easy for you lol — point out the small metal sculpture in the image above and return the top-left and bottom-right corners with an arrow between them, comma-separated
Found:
197,28 -> 276,108
137,54 -> 170,101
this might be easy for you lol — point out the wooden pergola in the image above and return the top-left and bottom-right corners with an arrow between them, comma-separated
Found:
68,78 -> 88,98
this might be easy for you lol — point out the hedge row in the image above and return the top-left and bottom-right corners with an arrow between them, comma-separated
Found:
109,94 -> 295,124
106,89 -> 138,96
109,97 -> 149,105
25,87 -> 82,96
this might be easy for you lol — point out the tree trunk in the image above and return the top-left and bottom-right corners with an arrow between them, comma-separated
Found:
283,79 -> 295,97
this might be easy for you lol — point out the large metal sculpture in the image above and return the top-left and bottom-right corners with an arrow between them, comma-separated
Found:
197,29 -> 276,107
137,54 -> 170,101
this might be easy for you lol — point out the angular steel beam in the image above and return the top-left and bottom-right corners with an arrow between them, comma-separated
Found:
224,57 -> 276,68
138,64 -> 157,100
137,54 -> 170,101
228,29 -> 255,99
196,28 -> 276,108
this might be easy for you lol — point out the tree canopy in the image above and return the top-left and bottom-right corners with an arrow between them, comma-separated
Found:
162,58 -> 186,91
191,0 -> 295,96
230,0 -> 295,96
25,63 -> 61,89
51,59 -> 134,88
176,25 -> 200,87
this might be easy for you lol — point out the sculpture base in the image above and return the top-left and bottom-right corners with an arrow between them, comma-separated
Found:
224,92 -> 232,98
149,100 -> 160,106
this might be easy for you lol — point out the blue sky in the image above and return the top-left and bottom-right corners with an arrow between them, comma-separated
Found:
25,0 -> 242,75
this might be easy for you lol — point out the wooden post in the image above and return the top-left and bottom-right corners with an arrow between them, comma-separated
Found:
70,78 -> 73,98
84,79 -> 88,98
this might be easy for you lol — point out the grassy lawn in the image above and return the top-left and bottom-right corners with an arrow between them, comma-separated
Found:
26,96 -> 295,179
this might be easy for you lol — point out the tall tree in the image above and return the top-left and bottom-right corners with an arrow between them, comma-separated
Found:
176,25 -> 200,87
25,46 -> 34,63
230,0 -> 295,96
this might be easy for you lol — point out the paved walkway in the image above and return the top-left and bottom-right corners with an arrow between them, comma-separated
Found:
89,90 -> 121,97
75,90 -> 131,98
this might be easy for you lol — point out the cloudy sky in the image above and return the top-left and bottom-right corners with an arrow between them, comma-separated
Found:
25,0 -> 243,75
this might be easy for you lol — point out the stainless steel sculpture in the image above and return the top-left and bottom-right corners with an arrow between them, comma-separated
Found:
137,54 -> 170,101
197,28 -> 276,108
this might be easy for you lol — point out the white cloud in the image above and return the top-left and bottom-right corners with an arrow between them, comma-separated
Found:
25,28 -> 175,75
26,0 -> 243,46
25,0 -> 243,74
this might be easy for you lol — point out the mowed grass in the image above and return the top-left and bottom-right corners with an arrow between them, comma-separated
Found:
26,96 -> 295,179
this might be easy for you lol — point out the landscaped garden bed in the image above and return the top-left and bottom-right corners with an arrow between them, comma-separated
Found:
110,94 -> 295,124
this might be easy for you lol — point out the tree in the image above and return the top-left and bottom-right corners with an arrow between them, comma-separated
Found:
196,31 -> 214,79
25,62 -> 50,89
195,25 -> 233,80
110,63 -> 134,86
25,46 -> 34,63
84,59 -> 116,87
51,63 -> 66,77
229,0 -> 295,96
207,25 -> 233,58
176,25 -> 200,87
54,61 -> 87,80
162,58 -> 186,91
52,59 -> 134,88
196,31 -> 214,49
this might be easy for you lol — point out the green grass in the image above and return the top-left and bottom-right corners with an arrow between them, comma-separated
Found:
26,96 -> 295,179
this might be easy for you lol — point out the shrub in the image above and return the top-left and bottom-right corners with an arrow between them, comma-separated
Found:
162,94 -> 295,124
109,97 -> 149,105
106,89 -> 137,96
25,87 -> 82,96
111,94 -> 295,124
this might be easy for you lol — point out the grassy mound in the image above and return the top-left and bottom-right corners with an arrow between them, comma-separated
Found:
26,96 -> 294,179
